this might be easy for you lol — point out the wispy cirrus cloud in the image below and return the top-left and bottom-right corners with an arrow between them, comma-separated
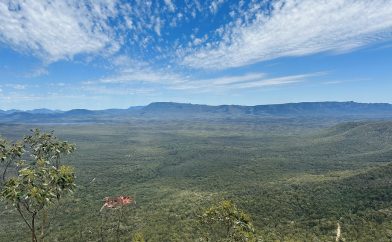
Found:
96,54 -> 321,91
209,0 -> 225,14
3,0 -> 390,72
164,0 -> 176,13
81,85 -> 156,96
91,56 -> 188,85
96,69 -> 186,85
0,0 -> 224,64
1,0 -> 391,108
169,72 -> 324,90
0,0 -> 120,62
182,0 -> 392,69
6,83 -> 26,90
83,64 -> 323,93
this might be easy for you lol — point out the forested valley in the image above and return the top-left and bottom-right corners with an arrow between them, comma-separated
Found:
1,118 -> 392,241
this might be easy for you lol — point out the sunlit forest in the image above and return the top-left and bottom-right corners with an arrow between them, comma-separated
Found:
1,119 -> 392,241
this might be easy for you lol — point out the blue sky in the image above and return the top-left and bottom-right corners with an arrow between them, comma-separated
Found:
0,0 -> 392,110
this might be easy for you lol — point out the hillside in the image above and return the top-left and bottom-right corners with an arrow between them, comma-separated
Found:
1,120 -> 392,241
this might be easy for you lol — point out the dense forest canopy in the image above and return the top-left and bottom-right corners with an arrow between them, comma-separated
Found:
1,119 -> 392,241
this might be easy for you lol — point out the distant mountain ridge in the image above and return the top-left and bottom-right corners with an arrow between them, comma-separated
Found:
142,101 -> 392,116
1,101 -> 392,123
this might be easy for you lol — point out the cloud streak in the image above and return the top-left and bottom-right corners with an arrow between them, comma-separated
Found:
169,72 -> 324,90
1,0 -> 391,109
2,0 -> 391,71
182,0 -> 392,69
0,0 -> 119,62
83,66 -> 323,93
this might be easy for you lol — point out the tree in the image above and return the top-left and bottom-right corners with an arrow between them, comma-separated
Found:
200,200 -> 257,241
0,129 -> 76,242
131,231 -> 146,242
0,137 -> 24,182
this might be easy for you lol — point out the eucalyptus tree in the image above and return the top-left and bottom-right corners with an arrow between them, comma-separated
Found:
0,129 -> 76,242
200,200 -> 257,241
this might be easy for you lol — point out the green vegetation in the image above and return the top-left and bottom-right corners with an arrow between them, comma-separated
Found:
200,200 -> 256,241
1,129 -> 76,242
0,120 -> 392,241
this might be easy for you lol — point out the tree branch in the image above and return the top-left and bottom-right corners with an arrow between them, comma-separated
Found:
16,203 -> 33,232
2,159 -> 12,182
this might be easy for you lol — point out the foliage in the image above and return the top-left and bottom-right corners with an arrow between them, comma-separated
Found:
1,121 -> 392,241
0,129 -> 76,242
200,200 -> 256,241
131,231 -> 146,242
0,137 -> 24,183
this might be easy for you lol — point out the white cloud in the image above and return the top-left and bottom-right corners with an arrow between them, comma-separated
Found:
182,0 -> 392,69
229,74 -> 317,89
88,64 -> 188,86
154,17 -> 163,36
82,85 -> 155,96
209,0 -> 225,14
24,66 -> 49,77
86,65 -> 322,93
323,81 -> 343,85
0,0 -> 119,62
170,72 -> 323,90
164,0 -> 176,12
98,70 -> 182,85
2,0 -> 389,91
5,83 -> 27,90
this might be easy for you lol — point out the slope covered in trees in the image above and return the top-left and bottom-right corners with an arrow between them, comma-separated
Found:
0,120 -> 392,241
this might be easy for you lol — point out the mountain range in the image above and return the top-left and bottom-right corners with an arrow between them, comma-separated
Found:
1,101 -> 392,124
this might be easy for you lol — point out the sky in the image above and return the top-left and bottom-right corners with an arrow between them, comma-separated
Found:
0,0 -> 392,110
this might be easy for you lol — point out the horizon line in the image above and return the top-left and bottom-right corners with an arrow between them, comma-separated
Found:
1,100 -> 392,112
